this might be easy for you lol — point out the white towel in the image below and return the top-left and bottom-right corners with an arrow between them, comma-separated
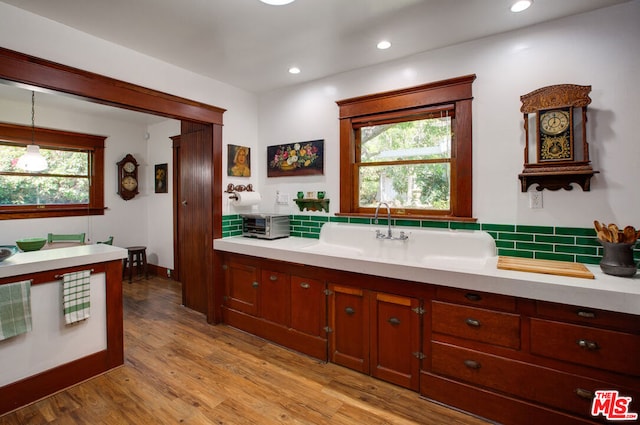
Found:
62,270 -> 91,325
0,280 -> 32,341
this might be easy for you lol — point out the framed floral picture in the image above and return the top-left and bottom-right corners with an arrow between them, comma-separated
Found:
228,144 -> 251,177
267,139 -> 324,177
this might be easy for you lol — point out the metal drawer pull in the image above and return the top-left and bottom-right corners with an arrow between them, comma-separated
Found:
388,317 -> 401,326
252,281 -> 259,288
299,282 -> 310,289
464,359 -> 481,369
345,307 -> 355,315
575,388 -> 594,400
269,275 -> 278,281
465,318 -> 481,327
465,293 -> 482,302
577,339 -> 599,351
577,310 -> 596,319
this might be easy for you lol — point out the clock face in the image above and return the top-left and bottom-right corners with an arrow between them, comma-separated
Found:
122,176 -> 138,191
123,161 -> 136,173
540,109 -> 570,135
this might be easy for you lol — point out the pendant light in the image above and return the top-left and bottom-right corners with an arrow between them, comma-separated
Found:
16,91 -> 48,172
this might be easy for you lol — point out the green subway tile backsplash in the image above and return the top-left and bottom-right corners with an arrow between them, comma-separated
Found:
421,221 -> 449,229
516,225 -> 554,235
482,223 -> 516,232
516,242 -> 554,252
450,222 -> 481,231
534,235 -> 574,244
221,214 -> 637,266
556,227 -> 597,237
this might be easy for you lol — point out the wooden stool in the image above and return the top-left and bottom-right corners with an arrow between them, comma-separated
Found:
123,246 -> 148,283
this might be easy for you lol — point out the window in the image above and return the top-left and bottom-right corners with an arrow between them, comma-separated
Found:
337,75 -> 475,219
0,123 -> 105,219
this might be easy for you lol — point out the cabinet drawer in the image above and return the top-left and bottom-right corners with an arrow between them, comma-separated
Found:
530,319 -> 640,376
436,287 -> 516,312
431,341 -> 640,419
536,301 -> 640,332
432,301 -> 520,349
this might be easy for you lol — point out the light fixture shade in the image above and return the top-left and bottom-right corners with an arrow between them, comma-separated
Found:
510,0 -> 532,12
260,0 -> 295,5
16,144 -> 48,171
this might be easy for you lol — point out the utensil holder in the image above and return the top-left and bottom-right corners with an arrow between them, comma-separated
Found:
599,241 -> 638,277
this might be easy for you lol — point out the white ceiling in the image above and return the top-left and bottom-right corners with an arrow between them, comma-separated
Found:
1,0 -> 631,94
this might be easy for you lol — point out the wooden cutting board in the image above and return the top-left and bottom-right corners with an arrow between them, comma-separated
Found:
497,256 -> 594,279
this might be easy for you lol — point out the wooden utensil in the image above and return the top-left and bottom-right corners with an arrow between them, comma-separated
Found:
600,226 -> 612,243
608,224 -> 619,243
623,226 -> 637,244
594,220 -> 602,232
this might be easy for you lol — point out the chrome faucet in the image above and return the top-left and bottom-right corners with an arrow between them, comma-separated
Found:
374,202 -> 392,238
374,202 -> 408,240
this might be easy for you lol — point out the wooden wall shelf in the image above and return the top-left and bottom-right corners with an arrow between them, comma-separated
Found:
519,167 -> 598,191
294,198 -> 330,213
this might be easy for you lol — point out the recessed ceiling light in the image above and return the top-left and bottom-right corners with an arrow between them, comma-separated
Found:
288,67 -> 301,74
510,0 -> 532,12
260,0 -> 295,5
377,40 -> 392,50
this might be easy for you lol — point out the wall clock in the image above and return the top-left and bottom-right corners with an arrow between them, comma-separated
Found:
117,154 -> 139,200
519,84 -> 598,191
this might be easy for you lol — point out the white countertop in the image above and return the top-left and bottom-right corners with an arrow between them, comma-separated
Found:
214,236 -> 640,316
0,244 -> 128,279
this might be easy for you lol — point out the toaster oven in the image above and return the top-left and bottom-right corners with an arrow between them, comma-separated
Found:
241,213 -> 290,240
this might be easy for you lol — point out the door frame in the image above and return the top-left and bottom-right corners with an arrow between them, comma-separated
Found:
0,47 -> 226,321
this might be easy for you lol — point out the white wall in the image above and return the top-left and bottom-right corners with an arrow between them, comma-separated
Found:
255,1 -> 640,228
145,119 -> 180,269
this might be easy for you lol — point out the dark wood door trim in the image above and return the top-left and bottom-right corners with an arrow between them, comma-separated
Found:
0,47 -> 225,322
0,47 -> 225,124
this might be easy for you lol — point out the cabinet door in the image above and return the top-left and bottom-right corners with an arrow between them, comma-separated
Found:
260,269 -> 290,326
328,284 -> 369,374
224,261 -> 259,316
290,275 -> 325,337
371,293 -> 421,391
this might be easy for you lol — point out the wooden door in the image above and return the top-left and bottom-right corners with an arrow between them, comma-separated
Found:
290,275 -> 325,337
259,269 -> 290,325
174,122 -> 213,314
224,260 -> 259,316
328,284 -> 369,374
370,292 -> 421,390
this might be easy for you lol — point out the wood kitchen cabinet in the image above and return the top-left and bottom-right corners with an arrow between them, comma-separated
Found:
217,252 -> 639,425
223,258 -> 258,316
221,253 -> 327,360
422,287 -> 640,425
260,269 -> 290,326
328,283 -> 422,391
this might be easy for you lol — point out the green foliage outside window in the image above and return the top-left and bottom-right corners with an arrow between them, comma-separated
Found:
0,144 -> 90,206
358,117 -> 452,210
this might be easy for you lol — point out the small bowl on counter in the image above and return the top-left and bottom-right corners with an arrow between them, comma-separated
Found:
0,245 -> 19,262
15,237 -> 47,252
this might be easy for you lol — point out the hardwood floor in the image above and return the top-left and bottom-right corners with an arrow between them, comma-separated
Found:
1,277 -> 492,424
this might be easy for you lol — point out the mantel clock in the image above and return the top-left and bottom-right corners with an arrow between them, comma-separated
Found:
519,84 -> 597,191
117,154 -> 139,201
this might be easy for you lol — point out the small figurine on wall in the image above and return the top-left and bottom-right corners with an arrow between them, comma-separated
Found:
228,145 -> 251,177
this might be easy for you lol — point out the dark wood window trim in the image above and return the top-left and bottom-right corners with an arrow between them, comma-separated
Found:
336,74 -> 476,220
0,122 -> 105,219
